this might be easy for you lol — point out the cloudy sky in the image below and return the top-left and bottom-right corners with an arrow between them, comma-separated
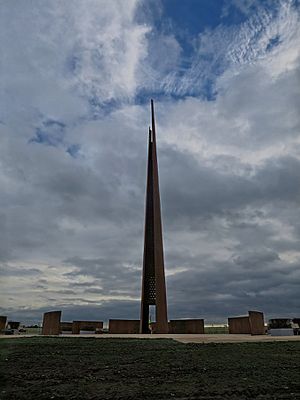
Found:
1,0 -> 300,325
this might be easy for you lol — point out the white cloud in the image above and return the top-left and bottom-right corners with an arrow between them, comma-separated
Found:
142,0 -> 299,97
159,23 -> 300,167
0,0 -> 149,129
1,0 -> 300,323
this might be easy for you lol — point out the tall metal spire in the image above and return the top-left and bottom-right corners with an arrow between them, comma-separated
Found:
140,99 -> 168,334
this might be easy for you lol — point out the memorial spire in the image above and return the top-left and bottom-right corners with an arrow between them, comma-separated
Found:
140,99 -> 168,334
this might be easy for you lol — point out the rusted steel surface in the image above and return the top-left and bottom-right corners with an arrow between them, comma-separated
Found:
229,311 -> 265,335
60,322 -> 73,332
72,321 -> 103,334
249,311 -> 265,335
109,319 -> 140,334
169,319 -> 205,334
42,311 -> 61,335
140,100 -> 168,334
0,316 -> 7,330
228,316 -> 251,334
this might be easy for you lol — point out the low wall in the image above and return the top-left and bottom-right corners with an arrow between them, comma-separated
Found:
249,311 -> 265,335
229,311 -> 265,335
228,316 -> 251,334
60,322 -> 73,332
42,311 -> 61,335
169,319 -> 204,334
0,316 -> 7,331
72,321 -> 103,334
109,319 -> 140,334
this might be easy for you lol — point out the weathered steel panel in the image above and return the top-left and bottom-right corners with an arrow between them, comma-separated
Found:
0,316 -> 7,331
42,311 -> 61,335
248,311 -> 265,335
228,311 -> 265,335
72,321 -> 103,334
60,321 -> 73,332
169,319 -> 205,334
109,319 -> 140,334
228,316 -> 251,334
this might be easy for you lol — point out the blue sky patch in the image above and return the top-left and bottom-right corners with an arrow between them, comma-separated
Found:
67,144 -> 81,158
266,35 -> 281,51
29,119 -> 66,147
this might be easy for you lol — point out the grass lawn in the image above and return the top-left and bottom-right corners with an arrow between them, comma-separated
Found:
0,337 -> 300,399
204,326 -> 228,334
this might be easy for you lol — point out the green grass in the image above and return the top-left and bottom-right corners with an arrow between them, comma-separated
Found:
204,326 -> 229,334
1,338 -> 300,399
22,327 -> 42,335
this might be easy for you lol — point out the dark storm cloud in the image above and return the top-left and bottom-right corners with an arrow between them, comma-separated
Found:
64,257 -> 141,296
160,150 -> 300,227
0,265 -> 41,277
166,255 -> 300,322
0,301 -> 140,326
1,0 -> 300,324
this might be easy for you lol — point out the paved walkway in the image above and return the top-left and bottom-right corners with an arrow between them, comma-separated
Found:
1,333 -> 300,343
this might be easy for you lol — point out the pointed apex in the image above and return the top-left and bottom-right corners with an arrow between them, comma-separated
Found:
151,99 -> 156,141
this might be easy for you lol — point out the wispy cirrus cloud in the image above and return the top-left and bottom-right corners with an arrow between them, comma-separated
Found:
141,0 -> 299,97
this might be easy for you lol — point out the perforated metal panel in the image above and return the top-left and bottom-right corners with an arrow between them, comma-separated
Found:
144,274 -> 156,305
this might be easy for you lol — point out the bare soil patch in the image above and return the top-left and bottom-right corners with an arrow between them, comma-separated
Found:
0,337 -> 300,399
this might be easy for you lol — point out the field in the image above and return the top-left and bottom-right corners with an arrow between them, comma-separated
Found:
1,337 -> 300,399
204,326 -> 228,334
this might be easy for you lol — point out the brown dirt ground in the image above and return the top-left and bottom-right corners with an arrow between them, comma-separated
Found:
1,337 -> 300,399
